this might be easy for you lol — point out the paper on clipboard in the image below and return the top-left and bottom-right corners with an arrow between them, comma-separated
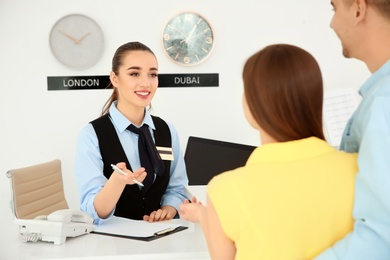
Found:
93,216 -> 187,241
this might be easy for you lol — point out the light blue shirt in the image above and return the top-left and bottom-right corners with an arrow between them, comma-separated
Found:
316,60 -> 390,259
74,102 -> 188,225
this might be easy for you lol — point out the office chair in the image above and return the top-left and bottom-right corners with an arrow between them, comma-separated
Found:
6,159 -> 69,219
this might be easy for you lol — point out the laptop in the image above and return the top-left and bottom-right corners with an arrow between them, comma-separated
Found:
184,136 -> 256,185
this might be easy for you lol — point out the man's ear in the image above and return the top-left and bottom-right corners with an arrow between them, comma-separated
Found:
110,71 -> 118,88
354,0 -> 367,23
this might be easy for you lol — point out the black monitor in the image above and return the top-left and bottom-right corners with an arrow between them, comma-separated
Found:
184,136 -> 256,185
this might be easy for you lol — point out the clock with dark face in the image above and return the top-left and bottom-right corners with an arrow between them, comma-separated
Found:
162,12 -> 215,66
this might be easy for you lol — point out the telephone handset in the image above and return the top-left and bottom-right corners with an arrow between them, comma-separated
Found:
36,209 -> 94,224
15,209 -> 96,245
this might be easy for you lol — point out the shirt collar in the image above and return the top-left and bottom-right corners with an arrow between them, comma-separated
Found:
359,59 -> 390,97
246,137 -> 334,165
108,101 -> 155,133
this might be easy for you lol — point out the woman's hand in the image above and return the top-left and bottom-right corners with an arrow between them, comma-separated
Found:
113,162 -> 147,186
143,205 -> 177,222
95,162 -> 146,219
178,196 -> 206,223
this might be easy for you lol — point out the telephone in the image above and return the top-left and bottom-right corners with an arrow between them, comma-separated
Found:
15,209 -> 96,245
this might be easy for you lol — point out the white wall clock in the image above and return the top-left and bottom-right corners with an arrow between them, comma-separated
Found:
49,14 -> 104,69
162,11 -> 215,66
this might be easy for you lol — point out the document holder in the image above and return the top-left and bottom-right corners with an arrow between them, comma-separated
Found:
93,225 -> 188,242
91,216 -> 188,242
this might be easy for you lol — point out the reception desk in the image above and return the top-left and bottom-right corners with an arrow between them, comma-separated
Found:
0,186 -> 209,260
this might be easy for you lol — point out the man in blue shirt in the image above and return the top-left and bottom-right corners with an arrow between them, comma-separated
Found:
315,0 -> 390,259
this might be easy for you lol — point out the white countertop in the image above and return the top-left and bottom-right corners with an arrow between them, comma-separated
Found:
0,189 -> 209,260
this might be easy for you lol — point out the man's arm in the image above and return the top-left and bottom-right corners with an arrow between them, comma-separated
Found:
315,98 -> 390,259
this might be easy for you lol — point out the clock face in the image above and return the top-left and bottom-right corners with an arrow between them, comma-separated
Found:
162,12 -> 215,66
49,14 -> 104,69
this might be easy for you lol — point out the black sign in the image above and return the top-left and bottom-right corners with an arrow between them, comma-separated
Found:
47,73 -> 219,91
158,73 -> 219,87
47,75 -> 110,90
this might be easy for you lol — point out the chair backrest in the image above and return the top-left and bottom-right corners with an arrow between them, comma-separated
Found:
6,159 -> 69,219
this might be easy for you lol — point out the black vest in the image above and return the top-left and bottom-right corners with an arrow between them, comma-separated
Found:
90,114 -> 172,220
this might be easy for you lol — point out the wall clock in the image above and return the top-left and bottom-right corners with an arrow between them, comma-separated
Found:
162,11 -> 215,66
49,14 -> 104,69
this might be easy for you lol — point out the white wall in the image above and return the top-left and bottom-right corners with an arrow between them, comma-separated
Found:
0,0 -> 370,210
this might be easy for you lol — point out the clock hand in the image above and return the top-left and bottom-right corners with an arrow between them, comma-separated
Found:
183,24 -> 197,44
77,32 -> 91,43
58,30 -> 80,44
169,25 -> 188,39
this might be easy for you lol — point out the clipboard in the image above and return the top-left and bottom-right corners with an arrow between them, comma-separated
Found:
91,216 -> 188,242
93,225 -> 188,242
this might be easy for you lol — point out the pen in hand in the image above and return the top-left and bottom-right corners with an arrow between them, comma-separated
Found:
110,164 -> 144,187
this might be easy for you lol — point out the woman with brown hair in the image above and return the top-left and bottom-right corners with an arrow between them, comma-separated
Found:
179,44 -> 358,259
74,42 -> 188,225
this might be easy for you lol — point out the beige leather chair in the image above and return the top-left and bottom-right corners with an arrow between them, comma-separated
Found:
6,159 -> 69,219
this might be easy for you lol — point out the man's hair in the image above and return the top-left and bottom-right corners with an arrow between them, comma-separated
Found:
345,0 -> 390,19
368,0 -> 390,18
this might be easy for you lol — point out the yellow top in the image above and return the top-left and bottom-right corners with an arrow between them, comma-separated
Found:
208,137 -> 357,260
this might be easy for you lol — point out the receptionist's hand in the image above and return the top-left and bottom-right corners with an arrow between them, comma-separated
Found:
143,205 -> 177,222
112,162 -> 147,186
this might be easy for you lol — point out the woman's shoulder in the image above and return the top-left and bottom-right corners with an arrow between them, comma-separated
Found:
151,115 -> 179,134
79,122 -> 96,134
332,149 -> 358,161
208,167 -> 245,190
